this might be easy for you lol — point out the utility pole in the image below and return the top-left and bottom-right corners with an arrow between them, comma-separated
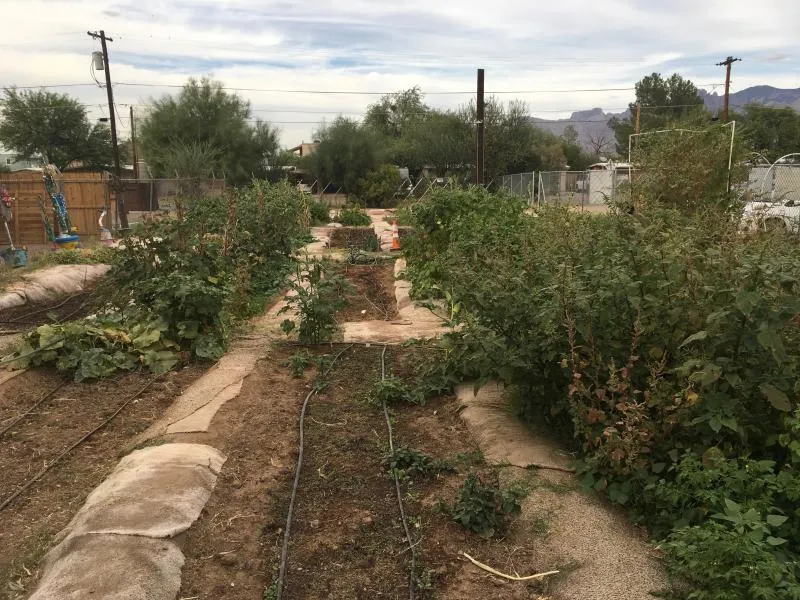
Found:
87,30 -> 128,229
634,103 -> 641,135
130,105 -> 139,180
476,68 -> 485,186
716,56 -> 741,123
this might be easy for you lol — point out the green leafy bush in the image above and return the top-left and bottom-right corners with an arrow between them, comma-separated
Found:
442,473 -> 528,538
279,260 -> 347,344
6,181 -> 310,380
356,164 -> 402,208
285,349 -> 314,378
662,510 -> 800,600
401,183 -> 800,598
307,197 -> 331,225
383,446 -> 454,479
335,205 -> 372,226
367,375 -> 424,406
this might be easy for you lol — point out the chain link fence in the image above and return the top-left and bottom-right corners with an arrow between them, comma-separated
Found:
758,155 -> 800,204
498,172 -> 535,204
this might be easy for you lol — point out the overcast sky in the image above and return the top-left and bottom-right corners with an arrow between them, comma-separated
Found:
1,0 -> 798,147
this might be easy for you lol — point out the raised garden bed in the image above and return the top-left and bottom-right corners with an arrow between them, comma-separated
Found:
328,227 -> 380,250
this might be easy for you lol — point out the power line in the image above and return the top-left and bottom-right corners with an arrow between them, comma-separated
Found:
3,81 -> 726,95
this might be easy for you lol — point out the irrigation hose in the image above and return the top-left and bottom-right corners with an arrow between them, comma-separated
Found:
0,375 -> 162,513
0,292 -> 88,324
381,345 -> 417,600
275,344 -> 354,600
0,380 -> 68,438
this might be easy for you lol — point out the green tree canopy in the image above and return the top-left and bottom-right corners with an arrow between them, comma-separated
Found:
460,98 -> 579,179
306,117 -> 383,193
401,110 -> 472,177
357,164 -> 402,207
561,126 -> 597,170
0,87 -> 114,170
138,78 -> 279,184
740,104 -> 800,162
610,73 -> 706,154
363,87 -> 428,139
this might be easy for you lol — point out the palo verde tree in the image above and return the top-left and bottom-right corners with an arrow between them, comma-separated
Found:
0,87 -> 114,170
610,73 -> 706,154
138,78 -> 280,185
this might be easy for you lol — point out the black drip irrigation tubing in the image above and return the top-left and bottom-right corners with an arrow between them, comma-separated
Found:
0,380 -> 69,438
275,344 -> 354,600
0,374 -> 162,513
0,292 -> 89,324
381,345 -> 418,600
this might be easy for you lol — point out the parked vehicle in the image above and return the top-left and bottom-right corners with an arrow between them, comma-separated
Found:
741,198 -> 800,232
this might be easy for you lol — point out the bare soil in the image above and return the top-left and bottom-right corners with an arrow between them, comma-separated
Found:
0,364 -> 206,599
334,262 -> 398,323
175,344 -> 554,600
0,290 -> 101,336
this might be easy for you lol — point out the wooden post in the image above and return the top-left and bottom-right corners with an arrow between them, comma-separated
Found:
130,105 -> 139,180
476,68 -> 485,186
716,56 -> 741,122
87,30 -> 128,229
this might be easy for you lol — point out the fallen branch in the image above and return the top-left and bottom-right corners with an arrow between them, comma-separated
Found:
459,552 -> 559,581
310,416 -> 347,427
523,462 -> 576,474
484,460 -> 576,474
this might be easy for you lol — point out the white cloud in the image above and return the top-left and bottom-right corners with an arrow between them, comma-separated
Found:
0,0 -> 797,145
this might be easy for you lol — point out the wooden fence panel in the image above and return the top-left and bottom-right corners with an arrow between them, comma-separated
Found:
0,171 -> 113,246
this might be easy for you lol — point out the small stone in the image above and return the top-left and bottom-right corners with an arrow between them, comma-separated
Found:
219,553 -> 238,566
361,516 -> 374,527
310,519 -> 321,529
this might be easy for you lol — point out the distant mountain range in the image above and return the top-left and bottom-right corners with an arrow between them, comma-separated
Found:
530,85 -> 800,154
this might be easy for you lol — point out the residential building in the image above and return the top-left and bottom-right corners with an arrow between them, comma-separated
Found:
0,145 -> 40,171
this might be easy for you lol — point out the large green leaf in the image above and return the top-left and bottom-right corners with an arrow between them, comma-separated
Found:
760,383 -> 792,412
680,330 -> 708,348
141,350 -> 179,374
132,328 -> 162,349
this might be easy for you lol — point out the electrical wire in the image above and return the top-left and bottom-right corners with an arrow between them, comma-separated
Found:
6,82 -> 726,94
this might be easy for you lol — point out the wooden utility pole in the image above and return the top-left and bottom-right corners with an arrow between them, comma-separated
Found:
476,68 -> 485,186
87,30 -> 128,229
130,105 -> 139,180
634,103 -> 641,135
716,56 -> 741,123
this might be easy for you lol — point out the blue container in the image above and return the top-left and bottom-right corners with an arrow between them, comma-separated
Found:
54,234 -> 81,251
0,247 -> 28,268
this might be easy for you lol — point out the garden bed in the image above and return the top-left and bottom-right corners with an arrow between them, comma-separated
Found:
174,344 -> 555,600
0,364 -> 207,599
327,226 -> 380,250
333,262 -> 398,322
